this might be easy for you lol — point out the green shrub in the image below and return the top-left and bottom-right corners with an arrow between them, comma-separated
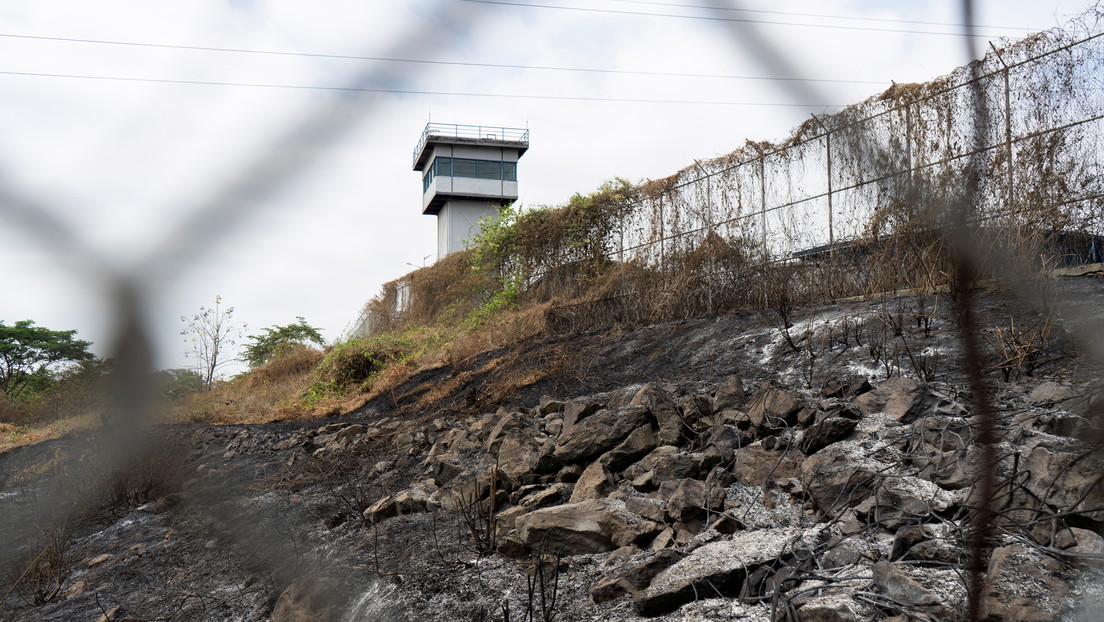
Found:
313,336 -> 414,391
153,369 -> 206,402
241,317 -> 325,369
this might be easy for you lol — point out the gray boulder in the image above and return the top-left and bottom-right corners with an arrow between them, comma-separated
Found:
868,476 -> 956,525
712,376 -> 746,412
560,399 -> 603,437
600,426 -> 658,472
569,460 -> 616,503
514,498 -> 661,555
800,415 -> 857,455
853,377 -> 917,414
590,549 -> 685,604
554,405 -> 650,464
484,407 -> 528,451
871,561 -> 940,606
633,528 -> 805,616
630,383 -> 684,446
981,544 -> 1070,621
744,386 -> 803,431
626,446 -> 700,486
731,441 -> 802,487
654,478 -> 708,523
496,430 -> 557,486
800,441 -> 884,516
1023,446 -> 1104,521
821,374 -> 871,399
363,481 -> 438,523
1027,381 -> 1077,405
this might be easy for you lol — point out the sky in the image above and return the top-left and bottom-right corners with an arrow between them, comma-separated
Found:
0,0 -> 1093,376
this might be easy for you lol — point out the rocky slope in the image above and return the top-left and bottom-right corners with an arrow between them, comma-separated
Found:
2,279 -> 1103,621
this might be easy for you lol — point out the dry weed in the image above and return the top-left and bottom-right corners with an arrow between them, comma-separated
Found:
3,522 -> 72,607
165,346 -> 323,424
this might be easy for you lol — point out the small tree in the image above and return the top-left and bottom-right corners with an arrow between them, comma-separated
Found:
181,295 -> 245,390
0,320 -> 94,400
153,368 -> 206,401
241,317 -> 325,368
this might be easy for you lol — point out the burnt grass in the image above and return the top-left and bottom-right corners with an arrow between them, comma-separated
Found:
0,275 -> 1102,621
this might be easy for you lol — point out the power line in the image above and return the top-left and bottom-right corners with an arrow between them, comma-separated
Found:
455,0 -> 1012,38
0,69 -> 847,107
0,32 -> 885,86
604,0 -> 1038,32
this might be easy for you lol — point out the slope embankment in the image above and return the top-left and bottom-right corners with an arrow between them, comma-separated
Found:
1,277 -> 1103,621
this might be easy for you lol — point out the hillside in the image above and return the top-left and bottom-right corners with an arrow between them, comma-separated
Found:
3,15 -> 1104,621
1,274 -> 1102,621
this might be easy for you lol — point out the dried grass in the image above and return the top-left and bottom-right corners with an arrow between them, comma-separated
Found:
0,415 -> 101,455
199,23 -> 1103,422
165,345 -> 324,424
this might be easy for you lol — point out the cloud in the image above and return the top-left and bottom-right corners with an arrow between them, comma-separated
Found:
0,0 -> 1080,374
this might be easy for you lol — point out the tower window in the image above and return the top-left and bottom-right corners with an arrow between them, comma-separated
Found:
426,156 -> 515,185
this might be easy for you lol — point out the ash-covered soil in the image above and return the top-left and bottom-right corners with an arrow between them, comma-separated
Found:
1,275 -> 1103,622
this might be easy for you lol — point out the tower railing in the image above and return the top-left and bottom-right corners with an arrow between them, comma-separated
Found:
412,122 -> 529,166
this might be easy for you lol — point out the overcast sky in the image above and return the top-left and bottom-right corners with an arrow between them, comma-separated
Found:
0,0 -> 1092,376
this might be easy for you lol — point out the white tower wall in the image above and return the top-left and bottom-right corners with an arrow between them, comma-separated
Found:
437,199 -> 501,258
412,123 -> 529,260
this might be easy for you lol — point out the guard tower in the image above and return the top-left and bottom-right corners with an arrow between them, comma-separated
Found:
413,122 -> 529,259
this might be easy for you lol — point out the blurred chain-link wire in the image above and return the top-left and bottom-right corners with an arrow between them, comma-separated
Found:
4,1 -> 1104,621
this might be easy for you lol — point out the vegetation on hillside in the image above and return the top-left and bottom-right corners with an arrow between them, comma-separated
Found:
7,15 -> 1103,435
242,317 -> 326,369
8,157 -> 1094,439
181,295 -> 245,391
0,320 -> 94,400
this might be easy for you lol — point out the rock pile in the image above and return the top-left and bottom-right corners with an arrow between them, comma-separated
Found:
288,374 -> 1104,620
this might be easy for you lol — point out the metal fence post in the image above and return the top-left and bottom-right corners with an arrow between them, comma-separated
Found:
619,207 -> 625,294
759,151 -> 767,253
990,43 -> 1015,214
758,149 -> 768,309
905,102 -> 913,218
811,115 -> 833,249
659,194 -> 665,269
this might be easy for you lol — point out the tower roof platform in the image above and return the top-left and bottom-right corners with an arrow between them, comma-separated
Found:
413,122 -> 529,170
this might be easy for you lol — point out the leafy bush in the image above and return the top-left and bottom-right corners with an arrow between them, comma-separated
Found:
0,359 -> 112,427
153,368 -> 206,402
313,336 -> 415,392
163,344 -> 324,424
241,317 -> 325,369
0,320 -> 94,401
244,343 -> 324,387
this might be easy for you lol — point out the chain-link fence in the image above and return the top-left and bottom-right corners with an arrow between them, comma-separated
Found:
358,24 -> 1104,339
5,3 -> 1104,622
617,28 -> 1103,266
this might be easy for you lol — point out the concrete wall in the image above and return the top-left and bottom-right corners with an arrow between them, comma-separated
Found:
437,199 -> 500,258
431,144 -> 520,163
424,177 -> 518,211
420,143 -> 521,255
421,143 -> 521,220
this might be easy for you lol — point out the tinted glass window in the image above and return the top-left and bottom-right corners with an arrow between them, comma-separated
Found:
431,156 -> 513,181
475,160 -> 501,180
452,158 -> 479,178
435,157 -> 453,177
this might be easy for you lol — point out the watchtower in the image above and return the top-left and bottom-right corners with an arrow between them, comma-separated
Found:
412,122 -> 529,259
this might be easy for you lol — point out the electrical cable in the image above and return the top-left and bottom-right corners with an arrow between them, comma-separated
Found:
455,0 -> 1013,38
604,0 -> 1038,31
0,32 -> 885,86
0,69 -> 848,106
